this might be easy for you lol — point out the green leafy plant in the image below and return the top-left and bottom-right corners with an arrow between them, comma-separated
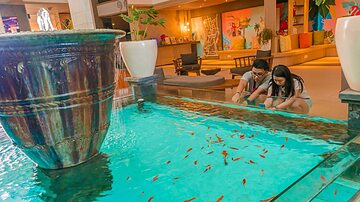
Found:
254,23 -> 260,36
309,0 -> 336,20
120,7 -> 166,41
258,28 -> 273,45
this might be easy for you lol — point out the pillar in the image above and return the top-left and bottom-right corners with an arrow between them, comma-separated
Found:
67,0 -> 96,29
264,0 -> 277,53
0,12 -> 5,33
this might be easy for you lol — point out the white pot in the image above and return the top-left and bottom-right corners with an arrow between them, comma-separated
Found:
336,16 -> 360,91
120,39 -> 157,78
260,39 -> 271,51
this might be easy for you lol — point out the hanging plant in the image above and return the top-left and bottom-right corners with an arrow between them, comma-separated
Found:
309,0 -> 336,20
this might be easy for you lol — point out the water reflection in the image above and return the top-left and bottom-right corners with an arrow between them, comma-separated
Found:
34,153 -> 113,201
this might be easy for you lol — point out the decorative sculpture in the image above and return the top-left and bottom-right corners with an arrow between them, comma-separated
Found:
37,8 -> 54,31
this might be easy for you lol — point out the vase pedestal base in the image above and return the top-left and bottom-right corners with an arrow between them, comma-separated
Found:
340,88 -> 360,133
125,75 -> 158,102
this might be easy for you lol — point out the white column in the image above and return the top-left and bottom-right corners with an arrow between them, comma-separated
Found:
0,12 -> 5,33
67,0 -> 96,29
264,0 -> 277,53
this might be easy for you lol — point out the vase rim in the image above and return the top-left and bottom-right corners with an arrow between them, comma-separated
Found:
119,39 -> 157,43
0,29 -> 126,39
337,15 -> 360,22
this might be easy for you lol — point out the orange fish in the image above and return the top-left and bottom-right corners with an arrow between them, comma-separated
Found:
232,157 -> 243,161
203,164 -> 212,173
184,197 -> 197,202
233,129 -> 239,132
222,150 -> 228,165
263,149 -> 268,154
260,196 -> 276,202
249,160 -> 256,164
216,134 -> 224,142
187,148 -> 193,153
166,160 -> 171,164
239,134 -> 245,139
216,195 -> 224,202
321,175 -> 326,182
152,175 -> 159,182
230,147 -> 239,150
285,137 -> 289,142
184,154 -> 189,159
280,144 -> 285,149
334,188 -> 337,196
148,196 -> 154,202
249,134 -> 255,138
242,178 -> 246,186
173,177 -> 180,180
259,154 -> 266,158
194,160 -> 198,165
273,129 -> 277,133
190,132 -> 194,136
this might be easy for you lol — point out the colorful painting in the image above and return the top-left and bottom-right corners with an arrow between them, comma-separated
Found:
312,0 -> 359,41
191,14 -> 221,57
2,16 -> 20,33
222,6 -> 264,50
277,2 -> 289,35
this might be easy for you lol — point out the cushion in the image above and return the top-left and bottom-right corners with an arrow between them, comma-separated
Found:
163,75 -> 225,87
181,53 -> 197,65
290,34 -> 299,50
279,35 -> 292,52
180,64 -> 200,71
299,32 -> 312,48
313,30 -> 325,45
231,36 -> 245,50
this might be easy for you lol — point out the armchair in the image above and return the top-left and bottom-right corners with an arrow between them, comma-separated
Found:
173,53 -> 202,76
230,50 -> 273,79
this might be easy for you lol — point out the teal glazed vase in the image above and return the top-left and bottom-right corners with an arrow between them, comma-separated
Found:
0,30 -> 125,169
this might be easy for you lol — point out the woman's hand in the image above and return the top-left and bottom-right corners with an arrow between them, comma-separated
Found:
231,92 -> 241,103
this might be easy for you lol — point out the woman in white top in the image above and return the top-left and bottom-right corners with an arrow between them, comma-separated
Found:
264,65 -> 312,114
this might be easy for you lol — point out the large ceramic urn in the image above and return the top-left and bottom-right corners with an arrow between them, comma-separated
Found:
336,16 -> 360,91
0,30 -> 125,169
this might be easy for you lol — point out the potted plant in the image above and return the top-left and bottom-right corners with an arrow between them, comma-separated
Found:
120,7 -> 165,78
258,28 -> 273,51
252,23 -> 260,49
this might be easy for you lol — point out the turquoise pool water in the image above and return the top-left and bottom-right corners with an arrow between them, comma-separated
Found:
0,97 -> 352,201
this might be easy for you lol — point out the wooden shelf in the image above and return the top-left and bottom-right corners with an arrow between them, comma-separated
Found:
288,0 -> 309,34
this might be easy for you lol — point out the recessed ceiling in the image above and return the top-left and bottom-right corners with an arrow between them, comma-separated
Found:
157,0 -> 238,10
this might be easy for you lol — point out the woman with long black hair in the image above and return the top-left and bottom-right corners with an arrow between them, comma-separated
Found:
264,65 -> 312,114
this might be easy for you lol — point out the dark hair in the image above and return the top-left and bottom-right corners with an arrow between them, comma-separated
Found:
270,65 -> 304,97
252,59 -> 269,71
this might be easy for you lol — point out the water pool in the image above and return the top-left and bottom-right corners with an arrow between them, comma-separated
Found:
0,96 -> 354,201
